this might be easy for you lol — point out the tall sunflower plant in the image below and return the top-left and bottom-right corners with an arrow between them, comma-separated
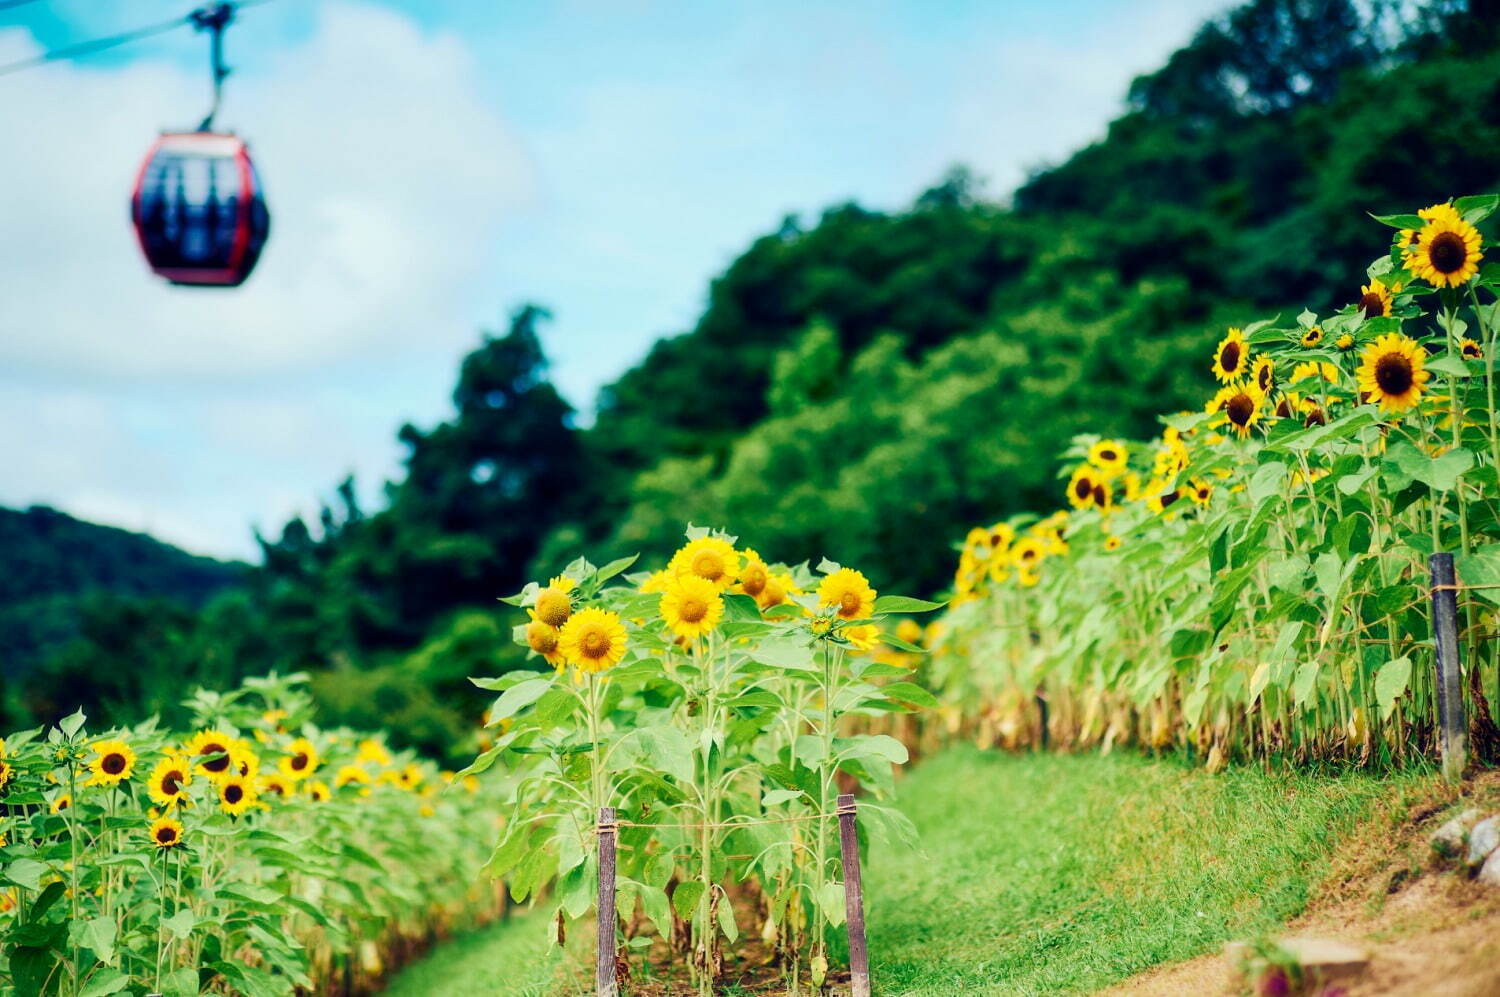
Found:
0,676 -> 504,996
929,195 -> 1500,771
469,526 -> 937,995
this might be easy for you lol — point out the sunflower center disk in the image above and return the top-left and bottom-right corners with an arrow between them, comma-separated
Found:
1375,354 -> 1414,395
163,773 -> 181,794
103,754 -> 126,775
1227,395 -> 1254,426
741,569 -> 766,596
1429,231 -> 1466,273
1220,342 -> 1241,371
692,554 -> 722,580
679,598 -> 707,623
839,592 -> 861,616
1360,293 -> 1383,318
581,631 -> 609,657
225,786 -> 243,804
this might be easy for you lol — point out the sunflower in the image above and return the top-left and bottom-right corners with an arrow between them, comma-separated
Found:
1011,537 -> 1046,572
334,764 -> 371,789
259,773 -> 293,799
1211,327 -> 1251,383
533,578 -> 574,628
1103,535 -> 1122,552
1300,326 -> 1323,348
397,764 -> 424,791
148,816 -> 184,850
1066,465 -> 1102,510
261,709 -> 288,732
987,523 -> 1015,550
1300,397 -> 1329,427
524,614 -> 565,668
1189,479 -> 1213,507
230,741 -> 259,780
730,549 -> 770,601
1357,278 -> 1397,320
50,793 -> 71,814
1145,480 -> 1185,518
0,759 -> 11,792
659,574 -> 726,641
558,608 -> 629,674
356,739 -> 391,767
216,774 -> 257,817
184,730 -> 236,779
843,624 -> 881,653
1357,333 -> 1429,413
147,756 -> 193,808
1461,338 -> 1484,361
306,781 -> 331,803
757,572 -> 798,610
1210,384 -> 1265,439
818,568 -> 877,620
279,738 -> 320,782
1405,205 -> 1483,287
1335,333 -> 1355,351
83,739 -> 136,788
669,536 -> 741,589
1290,361 -> 1339,385
1152,442 -> 1188,479
1087,440 -> 1128,477
638,569 -> 671,595
1251,356 -> 1276,395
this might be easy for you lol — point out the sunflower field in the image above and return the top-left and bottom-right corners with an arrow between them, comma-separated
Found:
464,529 -> 939,995
0,673 -> 505,996
929,195 -> 1500,771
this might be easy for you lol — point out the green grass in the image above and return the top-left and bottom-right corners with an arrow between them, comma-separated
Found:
384,746 -> 1422,996
383,909 -> 563,997
863,747 -> 1419,996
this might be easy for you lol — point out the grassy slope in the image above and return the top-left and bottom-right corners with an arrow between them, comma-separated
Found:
866,747 -> 1420,995
382,909 -> 563,997
383,746 -> 1424,995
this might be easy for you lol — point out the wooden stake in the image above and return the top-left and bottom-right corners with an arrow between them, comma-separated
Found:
597,806 -> 618,997
1430,553 -> 1468,782
837,793 -> 871,997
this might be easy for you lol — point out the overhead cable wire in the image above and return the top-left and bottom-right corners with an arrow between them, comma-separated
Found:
0,0 -> 281,79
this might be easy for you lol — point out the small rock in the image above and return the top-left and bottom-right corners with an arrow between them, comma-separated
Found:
1467,815 -> 1500,868
1479,848 -> 1500,887
1277,938 -> 1369,982
1430,808 -> 1480,860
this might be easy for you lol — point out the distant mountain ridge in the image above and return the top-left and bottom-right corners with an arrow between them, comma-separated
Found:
0,505 -> 244,676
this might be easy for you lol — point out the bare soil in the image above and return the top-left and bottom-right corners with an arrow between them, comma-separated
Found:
1102,772 -> 1500,996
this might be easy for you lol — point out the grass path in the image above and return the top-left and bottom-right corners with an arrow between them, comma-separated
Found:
383,746 -> 1422,995
382,909 -> 563,997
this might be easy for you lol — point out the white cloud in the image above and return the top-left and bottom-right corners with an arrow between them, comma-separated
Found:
0,2 -> 531,381
0,3 -> 531,557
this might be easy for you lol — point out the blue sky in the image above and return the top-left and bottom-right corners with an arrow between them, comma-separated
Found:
0,0 -> 1228,558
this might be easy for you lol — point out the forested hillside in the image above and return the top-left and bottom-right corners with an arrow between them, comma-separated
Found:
9,0 -> 1499,747
0,505 -> 242,717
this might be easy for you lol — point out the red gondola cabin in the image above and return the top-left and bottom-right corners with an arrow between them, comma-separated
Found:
130,132 -> 270,287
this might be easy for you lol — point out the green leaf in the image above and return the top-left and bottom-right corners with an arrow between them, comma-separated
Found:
1292,660 -> 1320,706
488,678 -> 554,724
848,734 -> 908,765
1248,462 -> 1286,508
59,709 -> 86,740
1455,194 -> 1499,223
81,916 -> 117,966
721,593 -> 763,623
1385,441 -> 1474,492
593,554 -> 638,584
4,857 -> 47,891
761,788 -> 806,807
748,636 -> 816,672
79,968 -> 130,997
631,726 -> 694,783
1369,211 -> 1424,229
672,880 -> 705,921
716,893 -> 739,942
817,880 -> 846,927
1424,354 -> 1472,378
1375,656 -> 1413,720
872,595 -> 946,615
1458,546 -> 1500,605
878,682 -> 938,708
635,882 -> 672,939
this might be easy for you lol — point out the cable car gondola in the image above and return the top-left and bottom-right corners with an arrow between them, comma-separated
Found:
130,3 -> 270,288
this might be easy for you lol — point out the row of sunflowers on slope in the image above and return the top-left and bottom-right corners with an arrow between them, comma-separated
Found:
931,195 -> 1500,769
0,673 -> 505,997
463,529 -> 939,997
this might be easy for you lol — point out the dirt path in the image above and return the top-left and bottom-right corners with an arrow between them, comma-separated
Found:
1103,773 -> 1500,996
